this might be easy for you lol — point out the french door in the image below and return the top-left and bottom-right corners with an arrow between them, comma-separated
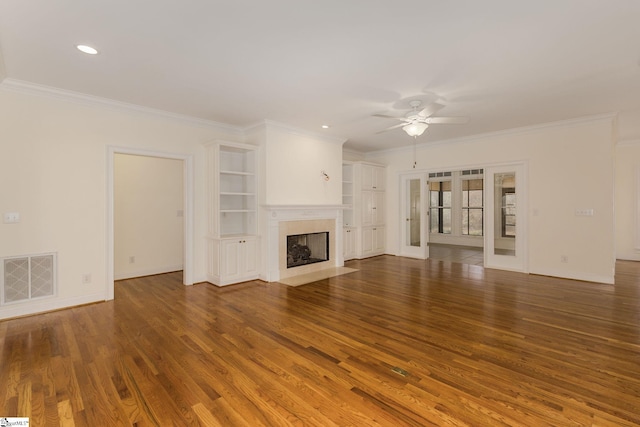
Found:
400,173 -> 428,258
484,163 -> 528,272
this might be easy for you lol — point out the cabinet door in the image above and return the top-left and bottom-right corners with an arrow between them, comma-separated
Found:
343,227 -> 356,260
361,226 -> 385,257
372,191 -> 385,224
361,164 -> 374,190
220,239 -> 241,281
373,166 -> 385,191
361,227 -> 374,255
362,164 -> 385,190
242,237 -> 258,276
373,226 -> 386,253
362,191 -> 374,225
362,191 -> 384,225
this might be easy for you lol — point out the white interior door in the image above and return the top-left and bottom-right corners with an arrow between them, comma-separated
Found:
400,173 -> 428,259
484,163 -> 527,272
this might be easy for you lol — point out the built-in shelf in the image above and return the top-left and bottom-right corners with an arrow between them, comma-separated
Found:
206,141 -> 260,286
342,162 -> 355,227
215,145 -> 257,237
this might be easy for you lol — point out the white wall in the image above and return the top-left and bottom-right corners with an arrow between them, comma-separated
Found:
615,140 -> 640,260
114,154 -> 184,279
367,116 -> 617,284
0,87 -> 239,319
262,122 -> 344,205
245,121 -> 345,280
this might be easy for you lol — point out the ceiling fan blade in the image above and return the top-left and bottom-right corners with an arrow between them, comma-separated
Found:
373,113 -> 406,122
418,103 -> 445,118
426,116 -> 469,124
375,123 -> 406,134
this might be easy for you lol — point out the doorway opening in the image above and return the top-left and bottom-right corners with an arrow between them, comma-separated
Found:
427,169 -> 485,266
106,147 -> 194,301
401,164 -> 526,271
114,154 -> 184,281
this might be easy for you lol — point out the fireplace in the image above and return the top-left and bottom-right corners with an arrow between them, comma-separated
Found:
264,205 -> 344,282
287,232 -> 329,268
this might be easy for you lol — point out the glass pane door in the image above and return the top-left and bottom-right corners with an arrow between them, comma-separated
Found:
400,174 -> 428,259
494,172 -> 516,256
485,164 -> 527,272
408,178 -> 421,247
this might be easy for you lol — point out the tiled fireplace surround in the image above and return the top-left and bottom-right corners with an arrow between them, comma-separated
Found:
264,205 -> 344,282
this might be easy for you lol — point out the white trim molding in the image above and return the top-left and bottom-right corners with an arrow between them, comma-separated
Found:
0,78 -> 242,133
244,120 -> 347,146
636,166 -> 640,250
0,292 -> 105,321
371,112 -> 618,156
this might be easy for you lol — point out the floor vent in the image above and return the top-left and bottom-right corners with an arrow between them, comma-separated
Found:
391,366 -> 409,377
2,253 -> 56,304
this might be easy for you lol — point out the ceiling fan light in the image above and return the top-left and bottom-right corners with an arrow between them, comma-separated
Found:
403,122 -> 428,137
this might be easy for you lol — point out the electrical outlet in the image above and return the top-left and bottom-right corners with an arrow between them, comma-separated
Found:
560,255 -> 568,263
82,274 -> 92,284
129,256 -> 135,264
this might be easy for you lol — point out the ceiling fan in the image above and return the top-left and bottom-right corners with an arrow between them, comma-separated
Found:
374,100 -> 468,137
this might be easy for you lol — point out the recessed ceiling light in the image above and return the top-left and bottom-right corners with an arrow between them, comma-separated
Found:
321,125 -> 330,129
76,44 -> 98,55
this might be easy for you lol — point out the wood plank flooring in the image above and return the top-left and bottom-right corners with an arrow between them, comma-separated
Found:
1,256 -> 639,426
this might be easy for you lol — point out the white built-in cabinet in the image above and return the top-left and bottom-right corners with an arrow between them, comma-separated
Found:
206,141 -> 260,286
342,161 -> 386,260
361,163 -> 386,191
361,190 -> 385,225
343,226 -> 357,260
361,226 -> 386,257
216,237 -> 258,284
342,163 -> 356,260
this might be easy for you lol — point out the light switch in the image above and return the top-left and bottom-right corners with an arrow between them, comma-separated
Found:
575,208 -> 594,217
3,212 -> 20,223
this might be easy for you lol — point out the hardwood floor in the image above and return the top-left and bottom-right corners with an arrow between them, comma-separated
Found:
428,243 -> 484,266
1,256 -> 639,426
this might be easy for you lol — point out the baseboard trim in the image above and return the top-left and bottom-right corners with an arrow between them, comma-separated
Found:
0,292 -> 106,320
114,265 -> 183,281
530,268 -> 614,285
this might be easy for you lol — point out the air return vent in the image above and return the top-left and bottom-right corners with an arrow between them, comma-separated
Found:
2,253 -> 56,304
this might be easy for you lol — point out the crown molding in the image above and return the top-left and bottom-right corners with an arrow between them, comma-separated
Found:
0,78 -> 242,134
244,119 -> 347,145
342,147 -> 366,159
369,112 -> 619,156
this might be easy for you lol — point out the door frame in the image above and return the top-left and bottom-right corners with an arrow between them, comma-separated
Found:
399,172 -> 429,259
106,146 -> 194,301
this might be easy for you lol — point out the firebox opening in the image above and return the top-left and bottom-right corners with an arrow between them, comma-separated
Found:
287,232 -> 329,268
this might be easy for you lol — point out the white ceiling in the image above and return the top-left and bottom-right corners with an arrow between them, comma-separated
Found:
1,0 -> 640,152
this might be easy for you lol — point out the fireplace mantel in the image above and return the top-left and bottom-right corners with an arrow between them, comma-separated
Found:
264,204 -> 346,215
263,205 -> 345,282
